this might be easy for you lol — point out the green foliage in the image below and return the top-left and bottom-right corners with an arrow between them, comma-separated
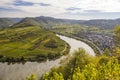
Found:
104,48 -> 110,56
112,47 -> 120,56
13,18 -> 42,28
42,49 -> 120,80
97,59 -> 120,80
114,25 -> 120,47
44,39 -> 58,48
42,72 -> 64,80
26,74 -> 37,80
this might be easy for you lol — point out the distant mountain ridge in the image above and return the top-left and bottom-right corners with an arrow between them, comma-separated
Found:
1,16 -> 120,29
80,19 -> 120,29
13,18 -> 42,28
0,18 -> 15,28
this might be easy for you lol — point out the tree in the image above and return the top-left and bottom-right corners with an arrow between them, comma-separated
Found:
26,74 -> 37,80
104,48 -> 110,56
44,39 -> 58,48
42,72 -> 64,80
114,25 -> 120,47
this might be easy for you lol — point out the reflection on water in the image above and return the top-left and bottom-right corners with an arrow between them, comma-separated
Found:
0,60 -> 61,80
0,35 -> 95,80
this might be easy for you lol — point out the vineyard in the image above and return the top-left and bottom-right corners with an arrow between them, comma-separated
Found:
0,26 -> 70,62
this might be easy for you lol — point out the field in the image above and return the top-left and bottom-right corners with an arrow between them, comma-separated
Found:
0,26 -> 70,62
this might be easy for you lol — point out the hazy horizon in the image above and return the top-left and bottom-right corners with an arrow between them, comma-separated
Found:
1,0 -> 120,20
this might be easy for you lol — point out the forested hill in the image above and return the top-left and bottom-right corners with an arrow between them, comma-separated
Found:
31,17 -> 120,29
1,16 -> 120,29
79,19 -> 120,29
23,17 -> 120,29
13,18 -> 42,28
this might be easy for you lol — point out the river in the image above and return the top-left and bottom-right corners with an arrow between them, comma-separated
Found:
0,35 -> 95,80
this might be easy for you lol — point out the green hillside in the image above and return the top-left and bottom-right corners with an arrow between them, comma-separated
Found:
0,26 -> 69,62
13,18 -> 42,28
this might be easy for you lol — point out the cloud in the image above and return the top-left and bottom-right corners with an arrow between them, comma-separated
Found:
0,7 -> 20,12
22,0 -> 79,8
75,0 -> 120,12
13,0 -> 33,6
39,3 -> 51,6
66,7 -> 81,11
63,11 -> 120,19
53,12 -> 94,20
84,10 -> 101,13
0,0 -> 120,19
21,0 -> 120,12
17,4 -> 66,16
0,0 -> 15,8
0,11 -> 37,18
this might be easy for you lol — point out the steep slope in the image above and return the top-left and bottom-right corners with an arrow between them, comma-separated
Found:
0,20 -> 70,62
35,16 -> 81,29
0,18 -> 15,28
13,18 -> 42,28
35,16 -> 80,24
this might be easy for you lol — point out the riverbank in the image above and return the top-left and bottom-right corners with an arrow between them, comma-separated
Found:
55,32 -> 102,55
0,43 -> 70,63
0,34 -> 95,80
57,34 -> 95,56
0,26 -> 70,62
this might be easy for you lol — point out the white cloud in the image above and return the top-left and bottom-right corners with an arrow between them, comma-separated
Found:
22,0 -> 79,8
75,0 -> 120,12
22,0 -> 120,12
53,13 -> 94,20
17,4 -> 66,16
1,0 -> 120,19
0,11 -> 40,18
0,0 -> 15,8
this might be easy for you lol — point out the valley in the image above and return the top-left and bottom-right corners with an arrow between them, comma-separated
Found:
1,0 -> 120,80
51,24 -> 114,52
0,34 -> 95,80
0,16 -> 120,80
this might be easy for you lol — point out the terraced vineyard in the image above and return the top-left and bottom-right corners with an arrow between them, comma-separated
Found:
0,26 -> 70,62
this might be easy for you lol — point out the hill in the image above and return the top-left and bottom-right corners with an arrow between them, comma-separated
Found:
35,17 -> 120,29
27,17 -> 120,29
13,18 -> 42,28
10,18 -> 23,23
1,16 -> 120,29
80,19 -> 120,29
0,20 -> 70,62
0,18 -> 15,28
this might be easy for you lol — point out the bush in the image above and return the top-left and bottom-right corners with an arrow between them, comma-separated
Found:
44,39 -> 58,48
41,49 -> 120,80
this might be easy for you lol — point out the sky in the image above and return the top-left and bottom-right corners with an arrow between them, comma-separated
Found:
0,0 -> 120,20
